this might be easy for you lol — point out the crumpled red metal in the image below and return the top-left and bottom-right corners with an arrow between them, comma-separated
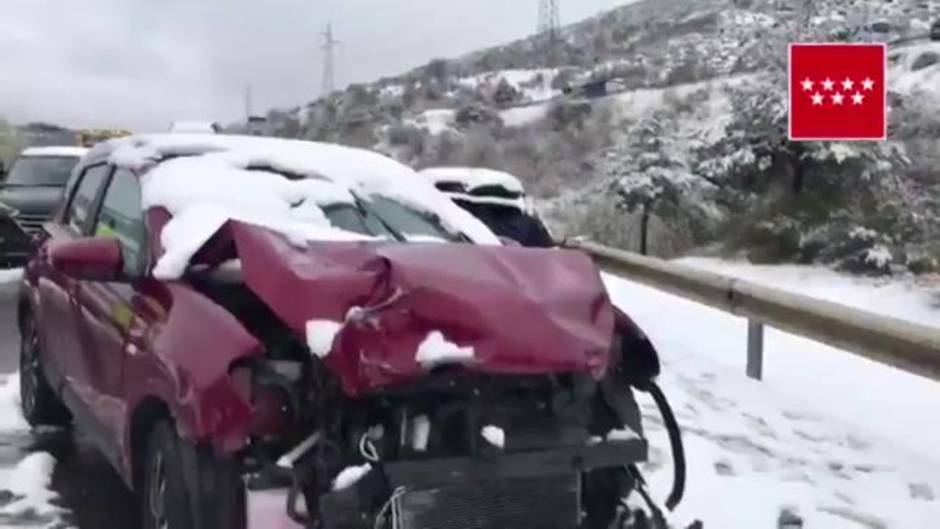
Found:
228,221 -> 615,396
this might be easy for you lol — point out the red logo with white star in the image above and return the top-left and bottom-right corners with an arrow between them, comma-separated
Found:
788,43 -> 887,141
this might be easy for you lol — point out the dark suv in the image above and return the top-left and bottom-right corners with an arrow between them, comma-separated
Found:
0,146 -> 87,266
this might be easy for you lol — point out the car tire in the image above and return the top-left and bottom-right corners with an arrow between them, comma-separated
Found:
141,421 -> 243,529
19,313 -> 71,427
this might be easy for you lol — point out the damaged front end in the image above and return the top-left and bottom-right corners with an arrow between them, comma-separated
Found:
184,221 -> 686,529
251,370 -> 647,529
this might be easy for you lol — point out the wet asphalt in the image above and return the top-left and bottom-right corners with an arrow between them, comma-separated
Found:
0,281 -> 140,529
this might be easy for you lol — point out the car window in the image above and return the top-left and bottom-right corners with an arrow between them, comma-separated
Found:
323,203 -> 395,239
6,156 -> 80,186
94,168 -> 146,276
66,164 -> 110,234
363,195 -> 461,241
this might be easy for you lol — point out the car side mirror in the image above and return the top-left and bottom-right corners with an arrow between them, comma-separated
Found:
0,160 -> 6,180
50,237 -> 123,281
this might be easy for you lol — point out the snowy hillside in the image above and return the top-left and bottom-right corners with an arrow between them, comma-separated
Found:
605,260 -> 940,528
260,0 -> 940,274
889,41 -> 940,100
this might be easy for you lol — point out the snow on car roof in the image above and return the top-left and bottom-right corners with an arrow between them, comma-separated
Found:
20,146 -> 89,158
103,134 -> 501,278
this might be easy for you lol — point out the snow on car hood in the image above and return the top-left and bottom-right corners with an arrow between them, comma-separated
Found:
227,221 -> 615,396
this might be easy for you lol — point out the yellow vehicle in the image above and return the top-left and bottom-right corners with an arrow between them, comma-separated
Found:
76,128 -> 132,148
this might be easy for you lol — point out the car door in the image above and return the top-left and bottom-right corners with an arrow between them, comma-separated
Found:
70,166 -> 149,456
34,164 -> 111,389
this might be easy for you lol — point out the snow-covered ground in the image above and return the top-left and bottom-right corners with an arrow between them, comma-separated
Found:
0,375 -> 66,527
605,259 -> 940,528
0,269 -> 22,285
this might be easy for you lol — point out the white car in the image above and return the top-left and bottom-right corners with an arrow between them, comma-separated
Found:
419,167 -> 555,247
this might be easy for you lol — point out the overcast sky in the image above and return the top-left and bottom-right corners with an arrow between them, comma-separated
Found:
0,0 -> 625,132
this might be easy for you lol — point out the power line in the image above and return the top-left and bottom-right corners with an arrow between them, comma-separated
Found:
244,85 -> 252,121
537,0 -> 561,66
321,23 -> 340,97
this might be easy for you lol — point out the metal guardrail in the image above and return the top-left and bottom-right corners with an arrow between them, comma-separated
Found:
563,238 -> 940,383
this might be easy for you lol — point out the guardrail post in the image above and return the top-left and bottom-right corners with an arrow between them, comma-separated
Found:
747,320 -> 764,380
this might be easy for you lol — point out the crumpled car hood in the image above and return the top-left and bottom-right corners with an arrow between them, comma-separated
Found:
229,222 -> 614,396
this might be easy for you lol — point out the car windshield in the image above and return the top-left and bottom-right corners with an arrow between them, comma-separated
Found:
5,156 -> 79,186
323,195 -> 462,242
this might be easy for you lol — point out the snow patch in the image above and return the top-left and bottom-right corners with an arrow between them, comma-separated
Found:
0,452 -> 64,522
606,427 -> 639,442
0,374 -> 28,432
865,245 -> 892,267
404,235 -> 449,244
0,268 -> 22,285
415,109 -> 455,135
481,425 -> 505,449
500,103 -> 551,127
20,146 -> 88,158
331,463 -> 372,491
415,331 -> 475,368
305,320 -> 344,358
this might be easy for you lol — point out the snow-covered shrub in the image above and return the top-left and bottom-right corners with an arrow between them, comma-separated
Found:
491,78 -> 521,107
555,193 -> 643,252
551,68 -> 579,90
455,104 -> 503,129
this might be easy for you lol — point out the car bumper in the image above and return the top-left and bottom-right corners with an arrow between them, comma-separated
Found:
244,438 -> 647,529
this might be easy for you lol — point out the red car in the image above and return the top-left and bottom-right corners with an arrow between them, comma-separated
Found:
17,135 -> 677,529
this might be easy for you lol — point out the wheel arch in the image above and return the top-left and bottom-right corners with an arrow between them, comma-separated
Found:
128,396 -> 172,490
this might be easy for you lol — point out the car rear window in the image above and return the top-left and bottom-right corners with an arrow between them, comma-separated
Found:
6,156 -> 80,186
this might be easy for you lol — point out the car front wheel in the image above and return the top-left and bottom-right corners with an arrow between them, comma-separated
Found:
19,313 -> 70,427
141,421 -> 243,529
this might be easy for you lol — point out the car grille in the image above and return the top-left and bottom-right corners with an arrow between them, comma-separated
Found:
396,474 -> 580,529
12,213 -> 48,236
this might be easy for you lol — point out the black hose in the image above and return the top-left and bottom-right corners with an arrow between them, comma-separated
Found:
639,380 -> 685,511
